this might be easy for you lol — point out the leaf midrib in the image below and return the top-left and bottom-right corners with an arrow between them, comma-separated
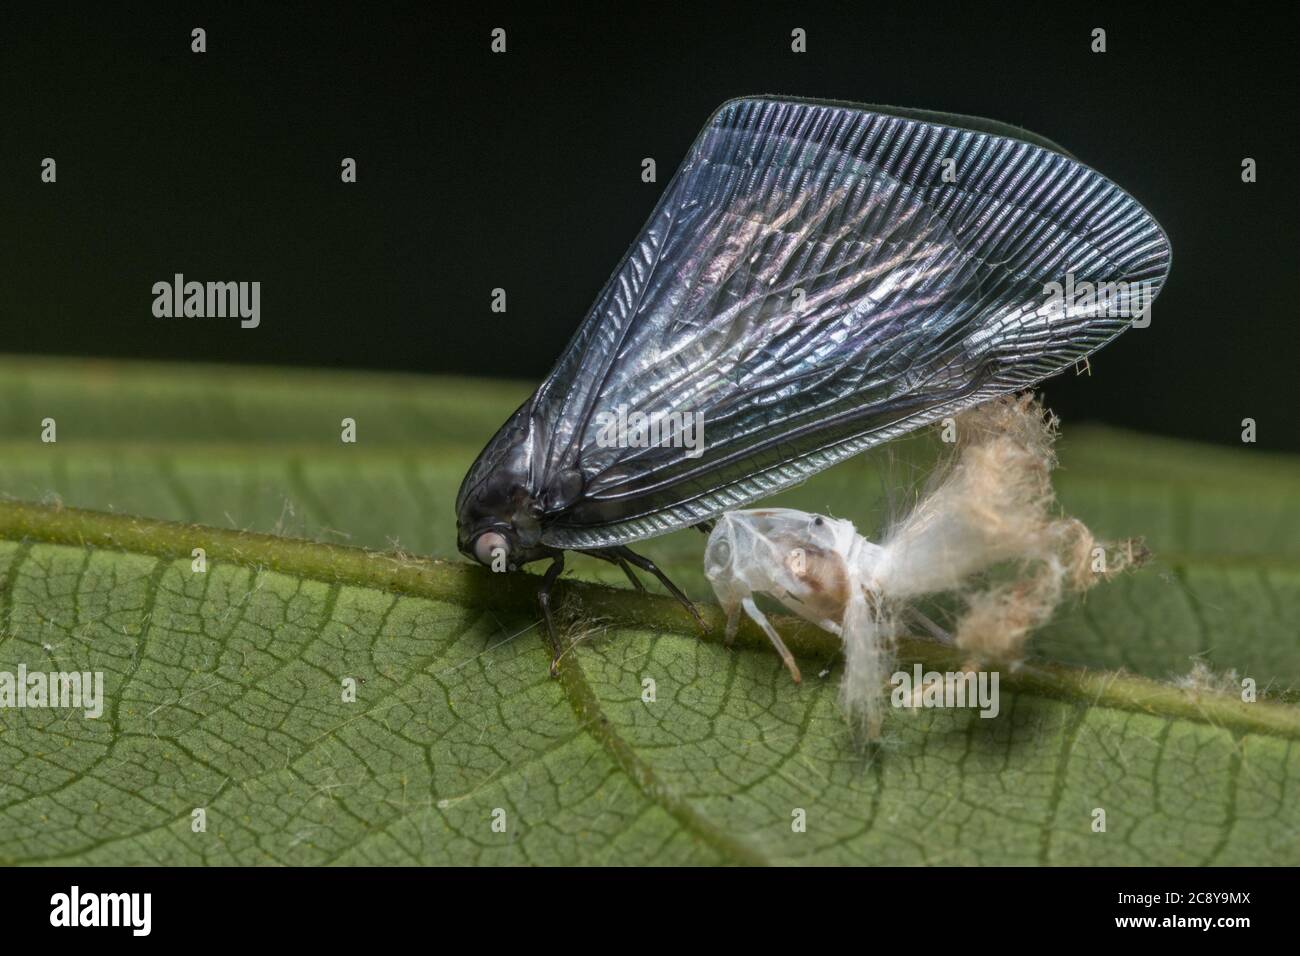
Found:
4,498 -> 1296,866
1,498 -> 1294,738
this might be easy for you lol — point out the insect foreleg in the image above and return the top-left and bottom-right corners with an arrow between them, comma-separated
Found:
537,553 -> 567,677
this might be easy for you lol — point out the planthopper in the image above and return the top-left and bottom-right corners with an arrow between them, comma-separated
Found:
455,96 -> 1170,673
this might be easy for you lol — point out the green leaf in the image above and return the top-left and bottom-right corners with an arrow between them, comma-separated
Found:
0,356 -> 1297,865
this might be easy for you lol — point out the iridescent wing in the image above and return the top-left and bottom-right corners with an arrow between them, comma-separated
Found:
471,97 -> 1172,550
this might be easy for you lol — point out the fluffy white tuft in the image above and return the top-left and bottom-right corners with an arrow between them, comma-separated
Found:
873,394 -> 1144,660
706,393 -> 1146,744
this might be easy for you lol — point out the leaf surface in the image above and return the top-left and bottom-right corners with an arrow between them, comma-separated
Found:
0,357 -> 1296,865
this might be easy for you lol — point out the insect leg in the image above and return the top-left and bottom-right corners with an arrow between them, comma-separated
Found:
906,607 -> 954,645
721,599 -> 742,646
617,561 -> 647,591
610,545 -> 705,628
692,520 -> 716,534
740,596 -> 802,684
587,549 -> 647,592
537,553 -> 566,677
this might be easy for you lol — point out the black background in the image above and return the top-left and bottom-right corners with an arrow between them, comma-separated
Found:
2,3 -> 1295,449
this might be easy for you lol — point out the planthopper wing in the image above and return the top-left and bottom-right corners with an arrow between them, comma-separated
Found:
511,96 -> 1171,550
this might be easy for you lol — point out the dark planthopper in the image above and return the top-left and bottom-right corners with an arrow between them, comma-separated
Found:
455,96 -> 1171,674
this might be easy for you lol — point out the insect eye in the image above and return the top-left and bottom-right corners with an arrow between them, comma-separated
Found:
473,532 -> 509,567
704,538 -> 732,577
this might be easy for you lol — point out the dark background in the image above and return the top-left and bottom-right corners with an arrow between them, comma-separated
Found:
2,3 -> 1295,449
